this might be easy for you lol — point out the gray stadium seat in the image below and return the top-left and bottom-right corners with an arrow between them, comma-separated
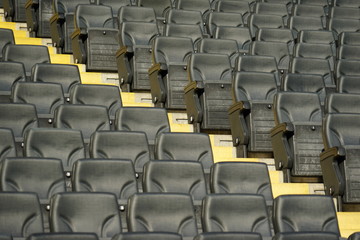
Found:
155,132 -> 214,172
197,38 -> 239,67
2,44 -> 50,78
202,194 -> 273,240
271,92 -> 323,182
194,233 -> 262,240
90,130 -> 150,174
72,158 -> 137,231
273,195 -> 340,236
214,0 -> 250,24
210,162 -> 274,208
214,26 -> 252,54
206,12 -> 243,37
228,71 -> 277,157
117,21 -> 159,91
250,41 -> 290,72
24,128 -> 85,176
184,53 -> 232,132
0,192 -> 43,238
335,59 -> 360,86
288,16 -> 324,36
331,0 -> 360,8
136,0 -> 172,25
273,232 -> 340,240
115,107 -> 170,148
149,36 -> 194,109
71,4 -> 119,71
11,82 -> 64,127
98,0 -> 132,28
25,0 -> 53,37
0,128 -> 17,163
327,18 -> 360,39
254,2 -> 288,23
339,32 -> 360,45
248,13 -> 285,39
297,30 -> 336,53
143,160 -> 207,203
262,0 -> 293,13
174,0 -> 211,20
337,45 -> 360,60
70,84 -> 122,125
281,73 -> 326,105
165,9 -> 205,33
0,28 -> 15,61
0,62 -> 26,103
50,192 -> 122,237
118,6 -> 156,24
50,0 -> 91,53
235,55 -> 281,87
127,193 -> 198,239
292,4 -> 326,20
31,63 -> 81,101
255,28 -> 295,49
54,104 -> 111,143
0,103 -> 38,150
289,57 -> 335,90
164,23 -> 204,48
294,43 -> 335,71
328,6 -> 360,20
325,93 -> 360,114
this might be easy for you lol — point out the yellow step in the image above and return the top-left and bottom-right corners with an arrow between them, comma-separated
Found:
168,113 -> 193,133
0,21 -> 26,30
271,183 -> 310,198
15,37 -> 43,45
50,53 -> 73,64
81,72 -> 105,84
337,212 -> 360,238
212,146 -> 235,159
13,29 -> 28,38
120,92 -> 152,107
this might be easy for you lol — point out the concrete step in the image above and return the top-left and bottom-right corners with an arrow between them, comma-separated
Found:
337,212 -> 360,238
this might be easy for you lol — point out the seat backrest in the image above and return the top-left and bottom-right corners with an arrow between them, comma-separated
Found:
197,38 -> 238,66
335,59 -> 360,79
0,128 -> 16,163
118,6 -> 156,24
298,30 -> 336,46
248,13 -> 284,38
337,45 -> 360,60
120,22 -> 159,47
281,73 -> 326,103
98,0 -> 131,16
112,233 -> 182,240
73,159 -> 137,200
323,113 -> 360,149
24,128 -> 85,171
11,82 -> 64,115
136,0 -> 172,18
31,63 -> 81,98
188,53 -> 232,82
0,62 -> 26,93
250,41 -> 290,70
337,76 -> 360,94
50,192 -> 122,237
294,43 -> 334,61
128,193 -> 198,237
325,93 -> 360,114
328,18 -> 360,37
292,4 -> 326,17
53,0 -> 91,15
0,103 -> 38,139
175,0 -> 210,15
210,162 -> 273,203
115,107 -> 170,145
274,92 -> 322,124
3,45 -> 50,77
329,6 -> 360,20
273,195 -> 340,234
155,132 -> 214,169
206,12 -> 243,37
214,26 -> 252,50
165,9 -> 204,29
164,24 -> 203,46
27,233 -> 99,240
70,84 -> 122,120
256,28 -> 294,44
0,28 -> 15,61
90,130 -> 150,170
153,36 -> 194,65
0,157 -> 65,201
202,194 -> 272,237
332,0 -> 360,7
143,160 -> 207,201
233,71 -> 278,102
288,16 -> 324,33
339,32 -> 360,46
75,4 -> 115,29
54,104 -> 111,141
0,192 -> 43,237
235,55 -> 279,73
215,0 -> 250,23
254,2 -> 288,16
290,57 -> 334,86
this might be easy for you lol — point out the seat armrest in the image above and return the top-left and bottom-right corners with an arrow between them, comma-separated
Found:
25,0 -> 38,9
184,81 -> 204,94
228,101 -> 250,115
50,13 -> 64,24
270,122 -> 294,137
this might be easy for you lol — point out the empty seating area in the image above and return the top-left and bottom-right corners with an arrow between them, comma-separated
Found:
1,0 -> 360,239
